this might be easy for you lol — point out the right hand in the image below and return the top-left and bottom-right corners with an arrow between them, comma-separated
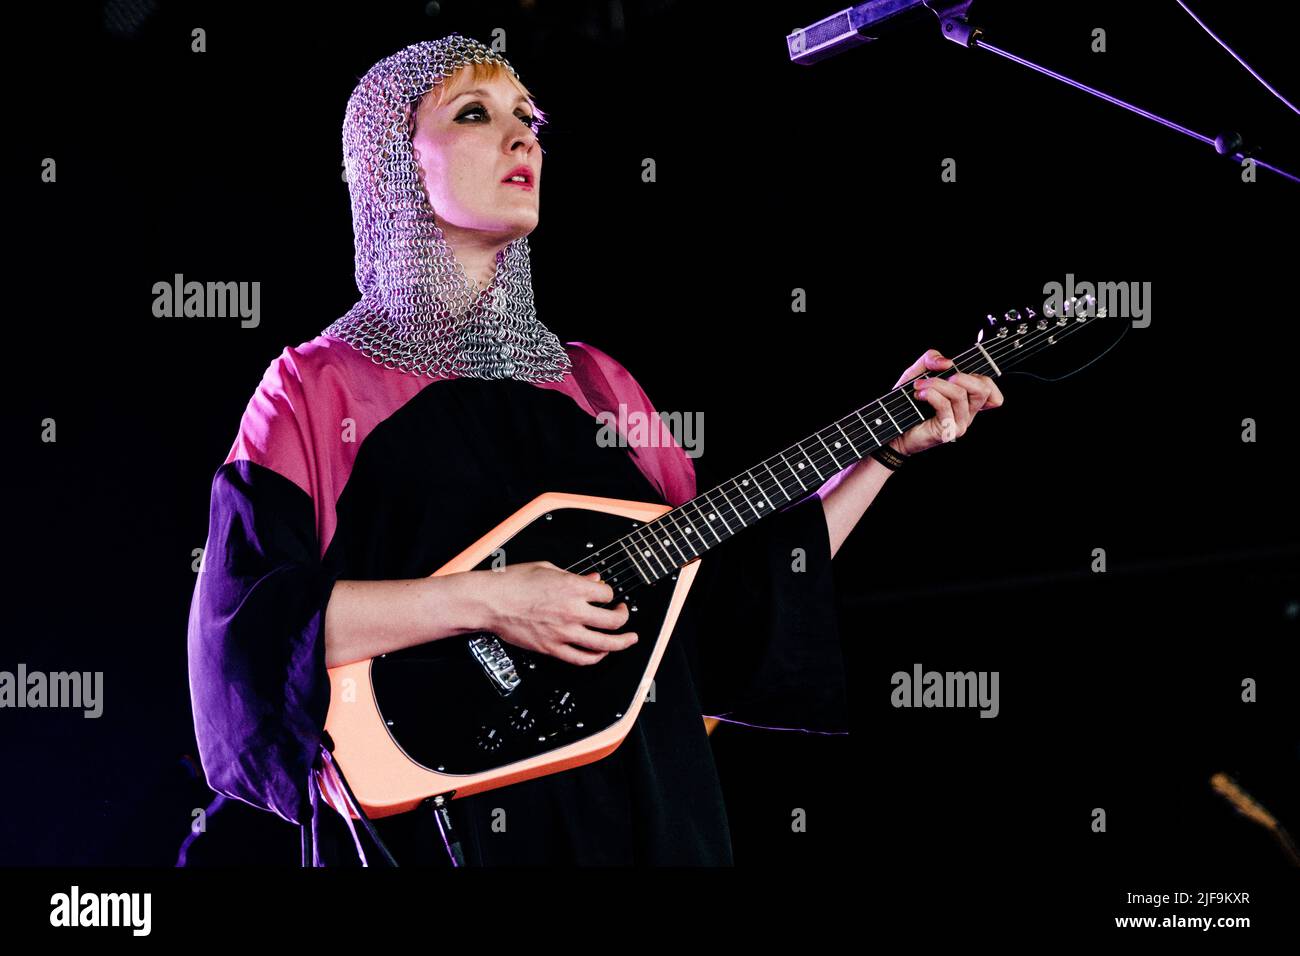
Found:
481,561 -> 638,666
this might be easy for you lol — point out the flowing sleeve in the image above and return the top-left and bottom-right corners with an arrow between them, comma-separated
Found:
186,365 -> 339,827
682,491 -> 850,734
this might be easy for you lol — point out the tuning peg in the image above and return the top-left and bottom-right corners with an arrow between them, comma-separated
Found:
1004,309 -> 1021,324
986,313 -> 998,326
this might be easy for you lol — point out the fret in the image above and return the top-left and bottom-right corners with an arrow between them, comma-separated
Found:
799,442 -> 825,481
816,432 -> 846,472
761,460 -> 790,504
779,451 -> 807,491
864,407 -> 890,439
690,492 -> 725,542
681,502 -> 712,554
899,387 -> 923,420
877,399 -> 902,433
661,509 -> 699,561
735,476 -> 763,520
656,518 -> 690,565
855,409 -> 881,446
708,489 -> 736,536
716,482 -> 751,529
834,421 -> 861,458
632,526 -> 670,577
752,468 -> 777,511
619,538 -> 652,585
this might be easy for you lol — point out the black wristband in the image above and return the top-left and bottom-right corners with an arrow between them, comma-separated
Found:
870,444 -> 908,471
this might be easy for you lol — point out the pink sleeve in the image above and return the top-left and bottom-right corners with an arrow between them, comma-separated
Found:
563,342 -> 697,507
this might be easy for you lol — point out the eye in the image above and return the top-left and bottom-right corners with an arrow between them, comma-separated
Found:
455,104 -> 541,133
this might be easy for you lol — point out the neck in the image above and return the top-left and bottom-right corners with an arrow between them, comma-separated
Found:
565,340 -> 1005,593
561,309 -> 1105,597
436,219 -> 509,291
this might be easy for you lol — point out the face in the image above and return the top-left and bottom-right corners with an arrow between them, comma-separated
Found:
409,73 -> 542,244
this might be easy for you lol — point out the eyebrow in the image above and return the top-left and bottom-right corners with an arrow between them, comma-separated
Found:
449,88 -> 531,107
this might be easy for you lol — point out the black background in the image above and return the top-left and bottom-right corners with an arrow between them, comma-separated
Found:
4,0 -> 1298,940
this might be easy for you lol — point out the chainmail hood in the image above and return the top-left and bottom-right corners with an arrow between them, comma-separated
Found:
322,34 -> 572,382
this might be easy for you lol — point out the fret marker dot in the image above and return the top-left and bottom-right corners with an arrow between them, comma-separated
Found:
797,463 -> 805,469
742,479 -> 749,486
834,441 -> 842,448
875,419 -> 883,426
708,514 -> 716,520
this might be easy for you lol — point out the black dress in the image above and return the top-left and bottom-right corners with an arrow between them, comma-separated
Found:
185,335 -> 848,866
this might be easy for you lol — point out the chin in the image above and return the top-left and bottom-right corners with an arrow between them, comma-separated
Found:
497,211 -> 539,239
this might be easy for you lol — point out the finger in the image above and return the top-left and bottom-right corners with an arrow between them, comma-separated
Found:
577,572 -> 616,604
579,601 -> 630,630
895,349 -> 952,388
552,643 -> 609,666
944,371 -> 993,412
917,378 -> 970,434
922,349 -> 954,373
915,383 -> 957,442
567,627 -> 639,653
985,378 -> 1005,409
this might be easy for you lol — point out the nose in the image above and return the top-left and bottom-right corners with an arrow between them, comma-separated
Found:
506,120 -> 538,153
509,130 -> 537,154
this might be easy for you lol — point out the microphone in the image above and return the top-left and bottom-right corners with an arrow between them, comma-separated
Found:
786,0 -> 975,64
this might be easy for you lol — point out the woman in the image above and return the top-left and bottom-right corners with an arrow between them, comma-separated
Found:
186,34 -> 1002,866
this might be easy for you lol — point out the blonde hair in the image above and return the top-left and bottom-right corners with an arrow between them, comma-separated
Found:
413,59 -> 548,131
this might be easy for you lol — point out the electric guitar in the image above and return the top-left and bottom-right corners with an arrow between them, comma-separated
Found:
320,301 -> 1116,818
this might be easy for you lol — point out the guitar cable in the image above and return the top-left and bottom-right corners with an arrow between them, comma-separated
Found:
312,734 -> 471,867
425,793 -> 467,867
316,733 -> 401,867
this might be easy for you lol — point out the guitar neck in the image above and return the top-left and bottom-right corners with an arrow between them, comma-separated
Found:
592,312 -> 1089,588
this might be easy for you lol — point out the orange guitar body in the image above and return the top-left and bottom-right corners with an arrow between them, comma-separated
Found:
319,492 -> 702,819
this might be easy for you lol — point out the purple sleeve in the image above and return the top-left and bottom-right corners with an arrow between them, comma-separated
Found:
683,493 -> 849,734
186,459 -> 339,826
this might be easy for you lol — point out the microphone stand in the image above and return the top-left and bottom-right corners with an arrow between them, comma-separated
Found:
924,0 -> 1300,184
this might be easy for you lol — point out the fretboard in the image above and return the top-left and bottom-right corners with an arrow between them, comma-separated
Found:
576,346 -> 1002,592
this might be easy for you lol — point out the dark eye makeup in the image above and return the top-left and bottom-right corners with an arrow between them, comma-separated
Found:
455,103 -> 540,131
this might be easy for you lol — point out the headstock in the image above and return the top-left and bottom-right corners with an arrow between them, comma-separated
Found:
973,295 -> 1111,374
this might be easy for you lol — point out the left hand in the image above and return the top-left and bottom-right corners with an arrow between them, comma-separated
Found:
887,349 -> 1005,457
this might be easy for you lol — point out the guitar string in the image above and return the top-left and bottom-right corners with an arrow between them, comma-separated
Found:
565,316 -> 1103,595
573,319 -> 1098,600
567,336 -> 999,585
571,316 -> 1101,594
